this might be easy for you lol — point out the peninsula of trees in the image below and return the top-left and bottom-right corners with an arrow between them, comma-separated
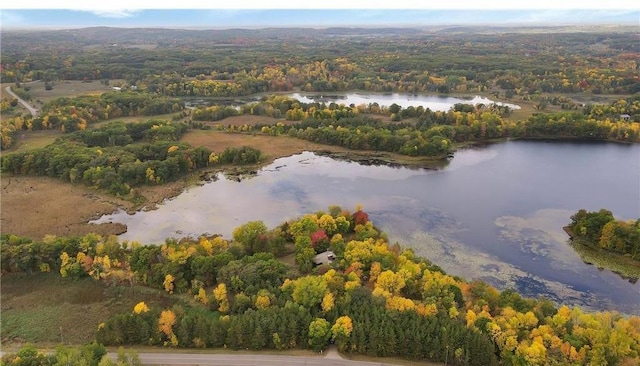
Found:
567,209 -> 640,261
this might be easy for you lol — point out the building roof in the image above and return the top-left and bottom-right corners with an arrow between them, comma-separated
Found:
313,250 -> 336,265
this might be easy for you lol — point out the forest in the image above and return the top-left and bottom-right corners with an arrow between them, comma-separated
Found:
2,206 -> 640,365
2,27 -> 639,96
2,25 -> 640,365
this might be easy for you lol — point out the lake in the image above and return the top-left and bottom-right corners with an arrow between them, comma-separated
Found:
92,140 -> 640,314
214,92 -> 521,112
284,92 -> 521,111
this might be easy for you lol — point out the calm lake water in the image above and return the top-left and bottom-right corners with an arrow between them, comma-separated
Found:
284,92 -> 521,111
93,140 -> 640,313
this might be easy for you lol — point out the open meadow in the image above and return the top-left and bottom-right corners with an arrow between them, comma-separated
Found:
1,272 -> 179,345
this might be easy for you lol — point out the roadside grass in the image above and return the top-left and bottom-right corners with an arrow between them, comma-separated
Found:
111,346 -> 321,356
0,272 -> 180,346
343,353 -> 444,366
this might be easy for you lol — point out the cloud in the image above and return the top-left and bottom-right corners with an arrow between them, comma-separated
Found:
77,9 -> 140,18
507,10 -> 640,24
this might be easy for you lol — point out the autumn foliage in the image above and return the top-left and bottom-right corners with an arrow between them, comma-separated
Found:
2,205 -> 640,365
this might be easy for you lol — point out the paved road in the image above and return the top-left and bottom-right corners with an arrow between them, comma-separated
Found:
128,353 -> 391,366
4,85 -> 39,117
107,347 -> 407,366
1,347 -> 412,366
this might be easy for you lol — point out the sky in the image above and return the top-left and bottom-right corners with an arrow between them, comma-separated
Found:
1,1 -> 639,29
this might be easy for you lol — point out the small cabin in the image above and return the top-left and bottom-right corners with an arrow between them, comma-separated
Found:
313,251 -> 336,266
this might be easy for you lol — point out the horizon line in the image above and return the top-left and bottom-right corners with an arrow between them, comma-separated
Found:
3,22 -> 638,31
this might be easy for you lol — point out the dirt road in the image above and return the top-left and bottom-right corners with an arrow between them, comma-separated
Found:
4,85 -> 39,117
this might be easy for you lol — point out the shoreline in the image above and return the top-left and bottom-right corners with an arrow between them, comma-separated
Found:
563,225 -> 640,284
2,136 -> 637,241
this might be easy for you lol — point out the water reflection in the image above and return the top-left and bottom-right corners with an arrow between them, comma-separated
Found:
286,92 -> 521,111
92,142 -> 640,313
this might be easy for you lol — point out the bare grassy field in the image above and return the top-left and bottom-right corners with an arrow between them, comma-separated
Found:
207,114 -> 281,127
0,176 -> 133,240
508,99 -> 540,122
89,112 -> 183,128
181,130 -> 351,162
28,80 -> 121,105
7,129 -> 62,153
0,175 -> 196,240
0,272 -> 178,346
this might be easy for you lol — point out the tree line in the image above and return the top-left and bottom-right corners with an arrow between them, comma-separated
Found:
199,95 -> 640,158
0,120 -> 263,195
1,91 -> 184,150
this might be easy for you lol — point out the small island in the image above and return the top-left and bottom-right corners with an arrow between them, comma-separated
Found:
565,209 -> 640,282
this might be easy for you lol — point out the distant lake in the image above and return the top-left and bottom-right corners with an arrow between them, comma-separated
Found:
283,92 -> 521,111
92,140 -> 640,314
191,91 -> 522,111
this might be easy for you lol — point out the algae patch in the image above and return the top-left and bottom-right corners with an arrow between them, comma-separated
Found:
374,207 -> 635,313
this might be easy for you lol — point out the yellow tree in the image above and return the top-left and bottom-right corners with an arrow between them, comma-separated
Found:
322,269 -> 345,293
375,270 -> 406,296
133,302 -> 150,314
59,252 -> 73,277
321,293 -> 335,313
159,311 -> 175,335
369,262 -> 382,283
158,310 -> 178,346
213,283 -> 229,313
194,288 -> 208,305
386,296 -> 416,312
255,294 -> 271,309
163,274 -> 175,294
515,338 -> 547,365
292,276 -> 329,308
331,316 -> 354,352
317,214 -> 338,235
